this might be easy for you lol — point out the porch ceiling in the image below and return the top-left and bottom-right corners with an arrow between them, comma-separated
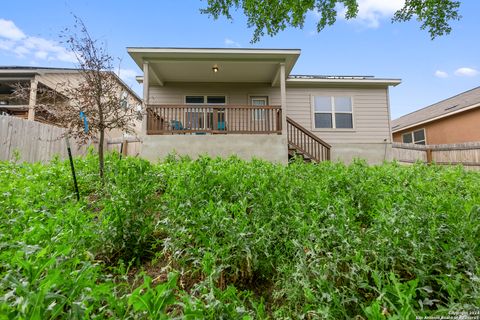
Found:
127,48 -> 300,86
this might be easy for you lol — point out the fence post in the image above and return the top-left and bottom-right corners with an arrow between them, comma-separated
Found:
122,139 -> 128,157
426,148 -> 433,164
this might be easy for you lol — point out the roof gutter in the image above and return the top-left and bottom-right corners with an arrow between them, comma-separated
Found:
286,78 -> 401,86
127,47 -> 301,55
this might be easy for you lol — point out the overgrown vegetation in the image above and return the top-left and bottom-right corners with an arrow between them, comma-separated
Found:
1,153 -> 479,319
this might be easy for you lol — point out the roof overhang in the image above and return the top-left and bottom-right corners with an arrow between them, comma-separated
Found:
0,69 -> 37,81
127,47 -> 301,86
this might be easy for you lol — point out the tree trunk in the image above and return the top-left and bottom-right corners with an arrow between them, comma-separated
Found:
98,128 -> 105,183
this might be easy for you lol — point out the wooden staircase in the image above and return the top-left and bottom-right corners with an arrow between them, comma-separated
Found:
287,116 -> 331,163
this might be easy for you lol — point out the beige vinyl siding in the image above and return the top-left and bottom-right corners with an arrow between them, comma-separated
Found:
38,73 -> 84,93
38,73 -> 142,138
148,82 -> 281,105
286,87 -> 391,144
149,83 -> 391,145
39,73 -> 141,104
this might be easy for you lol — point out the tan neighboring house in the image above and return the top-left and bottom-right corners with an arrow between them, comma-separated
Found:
128,47 -> 401,164
0,66 -> 142,140
392,86 -> 480,145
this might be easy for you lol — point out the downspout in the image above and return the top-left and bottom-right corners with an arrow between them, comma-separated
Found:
385,86 -> 393,162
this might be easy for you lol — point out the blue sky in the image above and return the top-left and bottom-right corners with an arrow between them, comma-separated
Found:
1,0 -> 479,118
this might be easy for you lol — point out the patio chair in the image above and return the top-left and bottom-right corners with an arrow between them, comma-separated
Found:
217,121 -> 226,131
171,120 -> 184,130
170,120 -> 187,135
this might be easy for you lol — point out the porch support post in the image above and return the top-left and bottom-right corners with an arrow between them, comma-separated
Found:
27,78 -> 38,121
142,61 -> 149,136
279,63 -> 287,135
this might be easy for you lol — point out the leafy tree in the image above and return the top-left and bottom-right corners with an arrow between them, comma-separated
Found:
61,17 -> 139,182
201,0 -> 462,42
13,17 -> 137,182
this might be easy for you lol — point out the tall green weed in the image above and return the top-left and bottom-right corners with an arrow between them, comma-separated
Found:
1,154 -> 479,319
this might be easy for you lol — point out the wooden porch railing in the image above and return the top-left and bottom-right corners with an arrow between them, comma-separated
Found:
287,116 -> 331,162
146,104 -> 282,134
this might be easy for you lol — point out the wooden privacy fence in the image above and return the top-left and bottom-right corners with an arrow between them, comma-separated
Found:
392,142 -> 480,169
106,136 -> 142,157
0,116 -> 141,163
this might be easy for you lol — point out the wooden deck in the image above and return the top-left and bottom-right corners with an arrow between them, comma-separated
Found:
146,104 -> 282,135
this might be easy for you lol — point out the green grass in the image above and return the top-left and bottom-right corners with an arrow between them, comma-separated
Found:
0,153 -> 479,319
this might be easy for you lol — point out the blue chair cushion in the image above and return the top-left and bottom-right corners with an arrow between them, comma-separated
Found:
171,120 -> 183,130
217,121 -> 226,131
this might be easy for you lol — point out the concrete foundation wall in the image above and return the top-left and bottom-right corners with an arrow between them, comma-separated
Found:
330,143 -> 392,164
141,134 -> 288,164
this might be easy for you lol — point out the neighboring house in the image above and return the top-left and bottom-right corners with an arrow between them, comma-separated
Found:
0,66 -> 142,139
128,48 -> 401,164
392,86 -> 480,145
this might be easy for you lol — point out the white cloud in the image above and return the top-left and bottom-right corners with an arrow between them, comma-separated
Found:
0,18 -> 76,63
454,67 -> 479,77
35,51 -> 48,60
13,45 -> 29,57
0,39 -> 15,50
224,38 -> 241,48
434,70 -> 448,78
337,0 -> 405,28
0,19 -> 26,40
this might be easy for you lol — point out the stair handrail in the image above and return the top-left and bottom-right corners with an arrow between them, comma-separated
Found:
286,116 -> 331,148
286,116 -> 331,162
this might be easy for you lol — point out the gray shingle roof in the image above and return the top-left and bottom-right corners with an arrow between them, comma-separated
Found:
392,86 -> 480,132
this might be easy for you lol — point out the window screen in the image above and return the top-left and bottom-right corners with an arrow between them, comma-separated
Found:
186,96 -> 204,104
413,129 -> 425,142
315,113 -> 333,128
402,133 -> 413,143
335,113 -> 353,128
207,96 -> 226,104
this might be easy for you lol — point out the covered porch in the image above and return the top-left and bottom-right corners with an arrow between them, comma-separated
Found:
128,48 -> 300,133
128,48 -> 300,163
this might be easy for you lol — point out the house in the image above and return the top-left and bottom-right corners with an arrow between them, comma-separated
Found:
392,86 -> 480,145
0,66 -> 142,140
127,48 -> 401,164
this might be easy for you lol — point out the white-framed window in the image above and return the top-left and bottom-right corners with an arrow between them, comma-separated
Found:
313,96 -> 353,129
185,95 -> 226,104
402,128 -> 426,145
250,96 -> 268,120
185,95 -> 226,129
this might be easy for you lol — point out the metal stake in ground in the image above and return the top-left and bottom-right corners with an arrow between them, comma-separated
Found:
65,137 -> 80,201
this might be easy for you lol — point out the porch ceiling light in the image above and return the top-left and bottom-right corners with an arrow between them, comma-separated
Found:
212,64 -> 219,73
